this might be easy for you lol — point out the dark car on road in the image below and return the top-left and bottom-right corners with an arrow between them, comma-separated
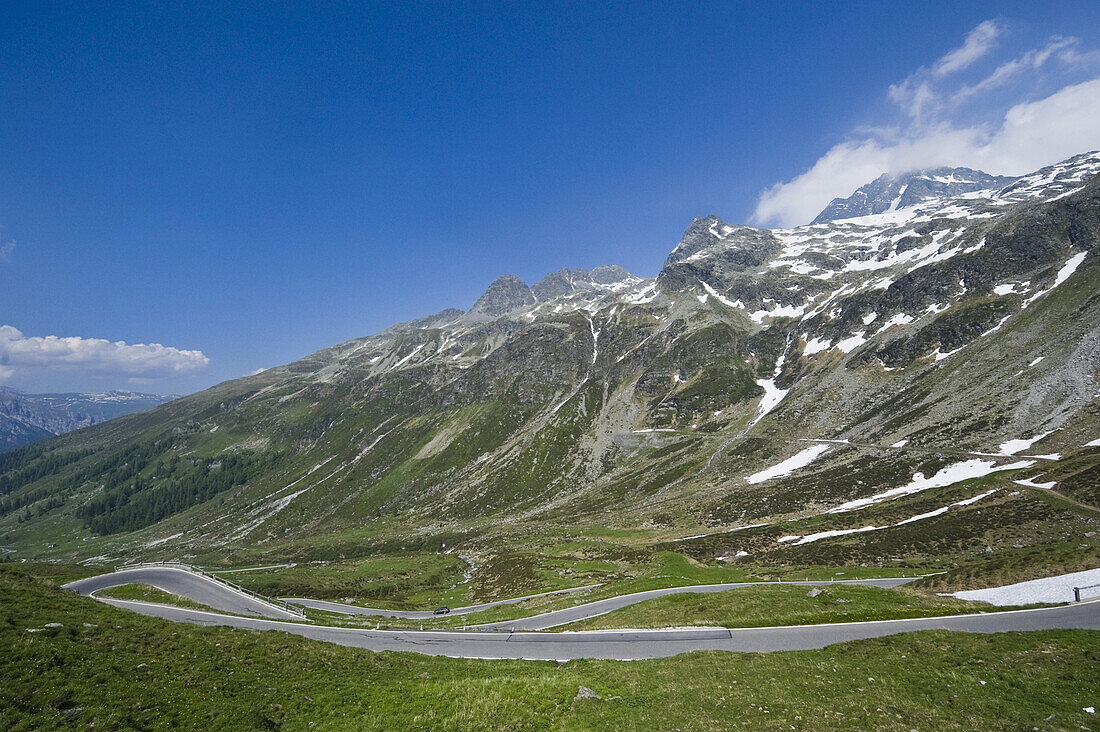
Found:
433,606 -> 450,615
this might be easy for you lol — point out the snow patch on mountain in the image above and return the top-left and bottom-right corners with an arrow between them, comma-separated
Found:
746,444 -> 831,484
950,568 -> 1100,606
828,459 -> 1034,513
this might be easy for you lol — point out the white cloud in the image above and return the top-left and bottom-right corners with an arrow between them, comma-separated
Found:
981,78 -> 1100,169
934,19 -> 1002,76
753,19 -> 1100,228
0,325 -> 210,382
887,20 -> 1003,120
888,79 -> 936,121
955,37 -> 1079,100
0,240 -> 13,262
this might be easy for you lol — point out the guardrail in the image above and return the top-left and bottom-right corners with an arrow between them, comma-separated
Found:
116,560 -> 307,618
1073,583 -> 1100,602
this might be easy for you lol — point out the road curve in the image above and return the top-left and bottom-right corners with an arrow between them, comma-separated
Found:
63,567 -> 303,620
285,583 -> 603,620
74,566 -> 913,627
62,567 -> 1100,659
81,594 -> 1100,660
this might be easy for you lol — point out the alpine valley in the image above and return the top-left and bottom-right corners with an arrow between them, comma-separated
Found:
3,152 -> 1099,600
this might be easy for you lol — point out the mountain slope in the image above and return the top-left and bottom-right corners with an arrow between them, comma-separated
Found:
1,153 -> 1097,579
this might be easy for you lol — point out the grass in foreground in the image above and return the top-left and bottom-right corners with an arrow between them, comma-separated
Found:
560,585 -> 1004,631
3,562 -> 1099,730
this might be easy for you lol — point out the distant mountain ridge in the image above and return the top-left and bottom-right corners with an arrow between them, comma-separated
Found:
462,266 -> 641,323
0,388 -> 176,453
812,167 -> 1020,224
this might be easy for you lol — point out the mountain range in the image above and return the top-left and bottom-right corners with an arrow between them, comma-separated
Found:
1,153 -> 1097,584
0,389 -> 176,454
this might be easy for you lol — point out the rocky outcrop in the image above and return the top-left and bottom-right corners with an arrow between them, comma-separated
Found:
466,275 -> 536,320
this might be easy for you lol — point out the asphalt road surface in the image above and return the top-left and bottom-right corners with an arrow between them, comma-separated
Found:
64,567 -> 303,620
63,567 -> 1100,660
77,593 -> 1100,660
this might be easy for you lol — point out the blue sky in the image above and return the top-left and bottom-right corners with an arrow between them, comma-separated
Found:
2,1 -> 1099,394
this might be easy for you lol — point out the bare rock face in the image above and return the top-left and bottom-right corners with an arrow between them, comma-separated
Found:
588,264 -> 633,285
531,268 -> 593,301
466,274 -> 536,320
657,215 -> 785,304
531,266 -> 637,301
662,216 -> 781,270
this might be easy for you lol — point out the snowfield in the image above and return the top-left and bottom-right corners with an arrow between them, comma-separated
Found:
828,458 -> 1033,512
950,568 -> 1100,606
746,444 -> 831,484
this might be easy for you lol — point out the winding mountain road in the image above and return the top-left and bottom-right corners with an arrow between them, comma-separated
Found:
286,579 -> 916,628
64,566 -> 303,620
62,566 -> 1100,659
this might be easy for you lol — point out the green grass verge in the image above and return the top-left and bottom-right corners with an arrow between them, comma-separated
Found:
224,553 -> 474,609
97,583 -> 218,613
559,585 -> 1004,631
3,563 -> 1099,730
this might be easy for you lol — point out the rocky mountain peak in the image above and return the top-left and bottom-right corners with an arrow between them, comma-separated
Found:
588,264 -> 633,285
664,216 -> 775,266
531,268 -> 590,301
467,274 -> 536,318
812,167 -> 1018,224
531,265 -> 638,301
658,215 -> 782,293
